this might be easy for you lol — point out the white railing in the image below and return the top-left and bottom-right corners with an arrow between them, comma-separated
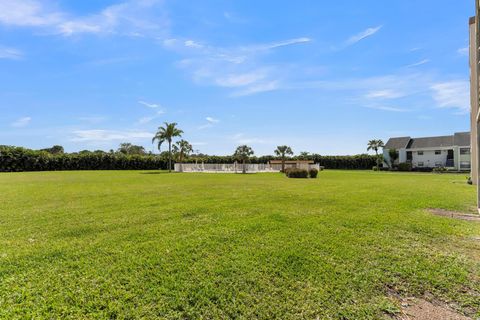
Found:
174,163 -> 320,173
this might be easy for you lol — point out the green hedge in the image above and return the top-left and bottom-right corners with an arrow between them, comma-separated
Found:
310,155 -> 376,170
0,146 -> 377,172
191,154 -> 376,170
0,146 -> 167,172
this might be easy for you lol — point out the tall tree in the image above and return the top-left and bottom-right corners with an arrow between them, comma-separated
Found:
152,122 -> 184,172
234,145 -> 254,174
274,145 -> 293,172
40,145 -> 64,154
173,139 -> 193,172
298,151 -> 310,160
367,139 -> 385,170
118,143 -> 146,155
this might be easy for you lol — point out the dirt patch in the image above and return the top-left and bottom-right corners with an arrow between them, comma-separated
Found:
427,209 -> 480,222
392,298 -> 472,320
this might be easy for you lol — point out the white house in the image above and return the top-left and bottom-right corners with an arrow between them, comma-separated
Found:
383,132 -> 471,171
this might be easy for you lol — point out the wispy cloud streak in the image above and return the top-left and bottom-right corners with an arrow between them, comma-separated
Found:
0,47 -> 23,59
346,26 -> 382,45
11,117 -> 32,127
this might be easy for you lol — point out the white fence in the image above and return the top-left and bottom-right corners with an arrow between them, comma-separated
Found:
174,163 -> 321,173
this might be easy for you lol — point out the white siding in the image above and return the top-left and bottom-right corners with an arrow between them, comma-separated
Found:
411,149 -> 448,168
398,148 -> 407,163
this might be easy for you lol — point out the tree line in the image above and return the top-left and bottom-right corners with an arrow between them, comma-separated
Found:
0,122 -> 377,172
0,145 -> 376,172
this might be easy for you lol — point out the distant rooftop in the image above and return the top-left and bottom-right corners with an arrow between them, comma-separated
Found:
385,132 -> 470,150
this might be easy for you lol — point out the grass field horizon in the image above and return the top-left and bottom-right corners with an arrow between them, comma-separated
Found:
1,170 -> 479,319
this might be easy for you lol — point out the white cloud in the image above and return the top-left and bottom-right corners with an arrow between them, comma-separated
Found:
346,26 -> 382,45
162,38 -> 177,47
164,36 -> 311,96
0,47 -> 23,60
430,81 -> 469,113
137,116 -> 156,125
215,72 -> 266,88
365,90 -> 404,100
233,81 -> 280,96
136,110 -> 165,125
406,59 -> 430,68
0,0 -> 167,37
364,106 -> 409,112
71,129 -> 152,142
0,0 -> 62,27
184,40 -> 203,48
457,47 -> 469,56
293,73 -> 468,115
252,37 -> 311,51
11,117 -> 32,127
206,117 -> 219,123
138,100 -> 161,108
198,116 -> 220,129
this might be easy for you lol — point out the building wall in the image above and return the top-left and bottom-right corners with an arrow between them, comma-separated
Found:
394,147 -> 471,170
382,149 -> 390,167
459,147 -> 472,170
398,148 -> 407,163
470,18 -> 478,184
410,149 -> 449,168
382,148 -> 402,167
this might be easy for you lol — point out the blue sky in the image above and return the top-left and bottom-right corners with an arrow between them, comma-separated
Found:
0,0 -> 473,155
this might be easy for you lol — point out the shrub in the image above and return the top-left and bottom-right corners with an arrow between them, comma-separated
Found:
372,166 -> 378,171
412,167 -> 433,172
397,163 -> 412,172
0,146 -> 167,172
309,168 -> 319,178
432,166 -> 447,174
286,168 -> 309,178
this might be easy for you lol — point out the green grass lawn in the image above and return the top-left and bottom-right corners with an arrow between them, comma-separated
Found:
0,170 -> 479,319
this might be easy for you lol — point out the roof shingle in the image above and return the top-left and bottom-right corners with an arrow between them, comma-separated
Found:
385,132 -> 470,150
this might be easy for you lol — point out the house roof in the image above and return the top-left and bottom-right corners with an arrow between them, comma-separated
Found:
384,137 -> 411,149
454,132 -> 470,146
385,132 -> 470,150
407,135 -> 453,149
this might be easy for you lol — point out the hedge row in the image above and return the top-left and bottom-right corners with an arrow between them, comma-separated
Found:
0,146 -> 377,172
0,146 -> 167,172
194,154 -> 376,170
310,155 -> 376,170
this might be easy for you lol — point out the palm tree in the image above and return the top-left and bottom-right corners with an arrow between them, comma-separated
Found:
174,139 -> 193,172
152,122 -> 184,172
367,139 -> 385,170
274,145 -> 293,172
234,145 -> 254,174
298,151 -> 310,160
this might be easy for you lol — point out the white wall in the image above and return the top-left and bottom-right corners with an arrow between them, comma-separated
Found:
398,148 -> 407,163
383,148 -> 405,167
411,149 -> 449,168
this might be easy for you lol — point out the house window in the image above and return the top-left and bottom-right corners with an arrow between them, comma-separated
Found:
460,161 -> 471,169
460,148 -> 471,155
417,151 -> 424,155
435,161 -> 442,167
417,162 -> 424,167
435,150 -> 441,155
